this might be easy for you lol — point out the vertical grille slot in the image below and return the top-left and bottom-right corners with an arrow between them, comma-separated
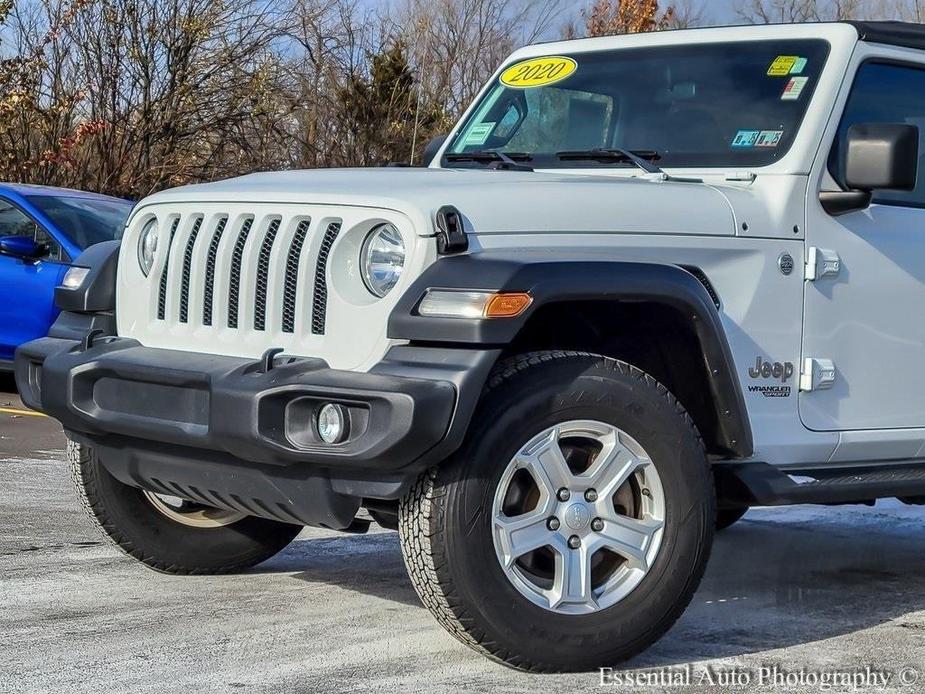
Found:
227,217 -> 254,329
156,218 -> 181,321
253,218 -> 281,331
202,217 -> 228,326
281,219 -> 311,333
178,217 -> 203,323
311,221 -> 342,335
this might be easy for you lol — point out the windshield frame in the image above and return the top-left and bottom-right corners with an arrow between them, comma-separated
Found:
440,38 -> 832,172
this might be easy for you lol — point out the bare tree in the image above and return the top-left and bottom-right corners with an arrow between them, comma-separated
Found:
868,0 -> 925,20
395,0 -> 564,118
668,0 -> 706,27
734,0 -> 864,22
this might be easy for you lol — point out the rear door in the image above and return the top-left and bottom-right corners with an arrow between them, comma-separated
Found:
0,199 -> 67,362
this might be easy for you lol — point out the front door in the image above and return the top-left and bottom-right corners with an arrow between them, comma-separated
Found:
802,60 -> 925,432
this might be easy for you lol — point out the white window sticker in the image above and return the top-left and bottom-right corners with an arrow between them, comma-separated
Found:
781,76 -> 809,101
463,122 -> 495,146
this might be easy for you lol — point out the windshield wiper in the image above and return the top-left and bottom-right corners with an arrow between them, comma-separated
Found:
445,150 -> 533,171
556,148 -> 664,175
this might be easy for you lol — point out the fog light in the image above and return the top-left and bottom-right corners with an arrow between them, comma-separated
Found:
317,403 -> 348,444
61,266 -> 90,289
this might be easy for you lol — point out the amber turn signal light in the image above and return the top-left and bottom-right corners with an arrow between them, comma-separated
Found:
418,290 -> 533,319
485,292 -> 532,318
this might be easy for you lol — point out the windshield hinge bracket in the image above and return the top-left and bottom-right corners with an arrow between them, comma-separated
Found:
800,358 -> 837,392
805,247 -> 840,281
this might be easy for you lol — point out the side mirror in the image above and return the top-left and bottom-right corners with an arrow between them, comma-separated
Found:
821,123 -> 919,216
845,123 -> 918,191
422,134 -> 448,166
0,235 -> 44,261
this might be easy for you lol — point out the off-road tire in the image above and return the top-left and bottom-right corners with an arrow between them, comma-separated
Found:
716,507 -> 749,531
68,439 -> 302,574
399,351 -> 716,672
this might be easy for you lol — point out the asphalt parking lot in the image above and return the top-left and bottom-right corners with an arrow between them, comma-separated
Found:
2,373 -> 924,693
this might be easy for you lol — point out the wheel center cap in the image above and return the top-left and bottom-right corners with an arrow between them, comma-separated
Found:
564,502 -> 590,530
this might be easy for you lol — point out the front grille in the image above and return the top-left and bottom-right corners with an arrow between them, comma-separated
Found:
178,217 -> 203,323
282,219 -> 311,333
253,218 -> 281,331
149,211 -> 343,337
156,218 -> 180,320
202,217 -> 228,326
311,222 -> 342,335
227,218 -> 254,330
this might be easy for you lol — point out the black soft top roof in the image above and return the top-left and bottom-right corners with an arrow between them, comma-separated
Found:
847,21 -> 925,51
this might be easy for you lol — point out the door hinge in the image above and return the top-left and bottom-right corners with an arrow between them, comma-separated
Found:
805,247 -> 840,281
800,358 -> 837,392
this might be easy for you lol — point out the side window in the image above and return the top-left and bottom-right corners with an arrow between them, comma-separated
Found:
0,201 -> 63,261
829,62 -> 925,207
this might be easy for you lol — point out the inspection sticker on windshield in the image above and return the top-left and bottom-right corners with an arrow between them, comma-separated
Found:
500,56 -> 577,88
464,122 -> 495,146
732,130 -> 783,148
768,55 -> 801,76
781,76 -> 809,101
732,130 -> 761,148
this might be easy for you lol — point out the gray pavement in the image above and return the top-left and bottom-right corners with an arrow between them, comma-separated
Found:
2,382 -> 925,693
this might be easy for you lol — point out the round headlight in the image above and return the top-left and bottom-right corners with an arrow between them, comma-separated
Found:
360,223 -> 405,298
137,218 -> 159,277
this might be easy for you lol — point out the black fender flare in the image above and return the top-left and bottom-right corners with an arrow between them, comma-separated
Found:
389,253 -> 753,458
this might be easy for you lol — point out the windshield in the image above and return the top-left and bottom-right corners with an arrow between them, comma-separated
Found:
444,40 -> 829,170
27,195 -> 133,250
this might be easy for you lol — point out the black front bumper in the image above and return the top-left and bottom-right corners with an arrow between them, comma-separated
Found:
16,336 -> 498,528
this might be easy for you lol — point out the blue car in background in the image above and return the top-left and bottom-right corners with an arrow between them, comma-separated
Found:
0,184 -> 133,370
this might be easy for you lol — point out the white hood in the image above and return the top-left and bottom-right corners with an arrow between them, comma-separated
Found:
142,168 -> 737,237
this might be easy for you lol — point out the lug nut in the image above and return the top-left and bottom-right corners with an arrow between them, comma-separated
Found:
547,517 -> 560,531
567,535 -> 581,549
584,488 -> 598,502
591,518 -> 604,532
557,488 -> 571,502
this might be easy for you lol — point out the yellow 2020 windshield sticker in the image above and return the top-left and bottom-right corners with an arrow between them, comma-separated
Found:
500,56 -> 577,88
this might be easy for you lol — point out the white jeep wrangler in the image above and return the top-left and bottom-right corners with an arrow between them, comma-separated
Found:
16,20 -> 925,671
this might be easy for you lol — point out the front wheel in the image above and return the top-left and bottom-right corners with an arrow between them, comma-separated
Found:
399,352 -> 716,672
69,440 -> 302,574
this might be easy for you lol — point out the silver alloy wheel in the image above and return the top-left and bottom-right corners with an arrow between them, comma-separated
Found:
142,491 -> 247,528
491,420 -> 666,615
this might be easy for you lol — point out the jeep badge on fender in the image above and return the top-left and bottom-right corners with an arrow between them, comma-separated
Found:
15,20 -> 925,673
749,357 -> 795,383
